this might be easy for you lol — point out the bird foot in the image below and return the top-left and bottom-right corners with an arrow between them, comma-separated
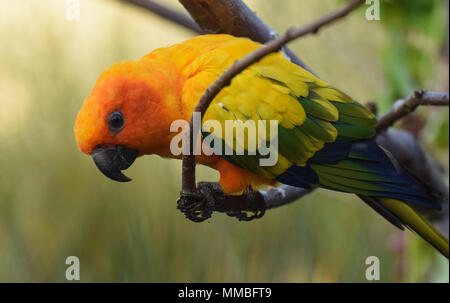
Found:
225,185 -> 266,221
177,182 -> 266,222
225,208 -> 265,221
177,182 -> 216,223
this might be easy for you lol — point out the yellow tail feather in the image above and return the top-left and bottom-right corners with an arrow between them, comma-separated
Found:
378,197 -> 449,258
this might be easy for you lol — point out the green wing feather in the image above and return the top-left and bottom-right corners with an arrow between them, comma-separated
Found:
203,50 -> 376,177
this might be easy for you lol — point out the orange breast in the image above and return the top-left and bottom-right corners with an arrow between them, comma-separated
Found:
208,157 -> 276,194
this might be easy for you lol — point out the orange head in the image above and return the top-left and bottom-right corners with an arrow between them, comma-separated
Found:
74,59 -> 181,181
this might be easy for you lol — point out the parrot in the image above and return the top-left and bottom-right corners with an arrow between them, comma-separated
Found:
74,34 -> 449,258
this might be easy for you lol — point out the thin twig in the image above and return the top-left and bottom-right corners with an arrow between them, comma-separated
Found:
119,0 -> 203,33
181,0 -> 364,194
376,90 -> 449,133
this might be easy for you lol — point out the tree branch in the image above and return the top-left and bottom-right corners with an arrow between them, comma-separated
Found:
178,0 -> 364,221
177,182 -> 312,222
118,0 -> 203,33
178,0 -> 313,72
376,90 -> 449,133
119,0 -> 316,72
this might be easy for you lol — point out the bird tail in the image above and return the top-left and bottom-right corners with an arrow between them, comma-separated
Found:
376,197 -> 449,258
307,139 -> 448,258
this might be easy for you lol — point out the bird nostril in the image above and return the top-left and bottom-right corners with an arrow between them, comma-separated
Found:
92,145 -> 103,153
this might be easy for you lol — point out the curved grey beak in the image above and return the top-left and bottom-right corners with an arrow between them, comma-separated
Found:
91,145 -> 138,182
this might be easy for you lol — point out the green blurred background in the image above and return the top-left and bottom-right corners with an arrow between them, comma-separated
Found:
0,0 -> 448,282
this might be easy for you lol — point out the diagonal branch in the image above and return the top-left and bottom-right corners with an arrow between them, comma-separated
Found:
376,90 -> 449,133
178,0 -> 312,72
178,0 -> 365,221
119,0 -> 315,72
182,0 -> 364,193
118,0 -> 203,33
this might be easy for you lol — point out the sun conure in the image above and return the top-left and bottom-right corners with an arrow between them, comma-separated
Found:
74,34 -> 449,257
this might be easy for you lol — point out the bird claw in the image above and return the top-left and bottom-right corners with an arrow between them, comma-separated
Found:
225,185 -> 266,221
225,209 -> 265,221
177,182 -> 216,223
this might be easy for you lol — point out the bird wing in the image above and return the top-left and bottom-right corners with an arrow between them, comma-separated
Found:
202,50 -> 377,180
202,47 -> 438,209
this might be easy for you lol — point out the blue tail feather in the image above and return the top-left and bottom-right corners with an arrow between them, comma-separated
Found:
276,139 -> 440,210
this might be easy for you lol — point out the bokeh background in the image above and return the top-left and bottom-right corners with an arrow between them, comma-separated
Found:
0,0 -> 448,282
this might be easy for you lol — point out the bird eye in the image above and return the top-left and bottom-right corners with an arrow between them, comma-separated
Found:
108,110 -> 125,132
